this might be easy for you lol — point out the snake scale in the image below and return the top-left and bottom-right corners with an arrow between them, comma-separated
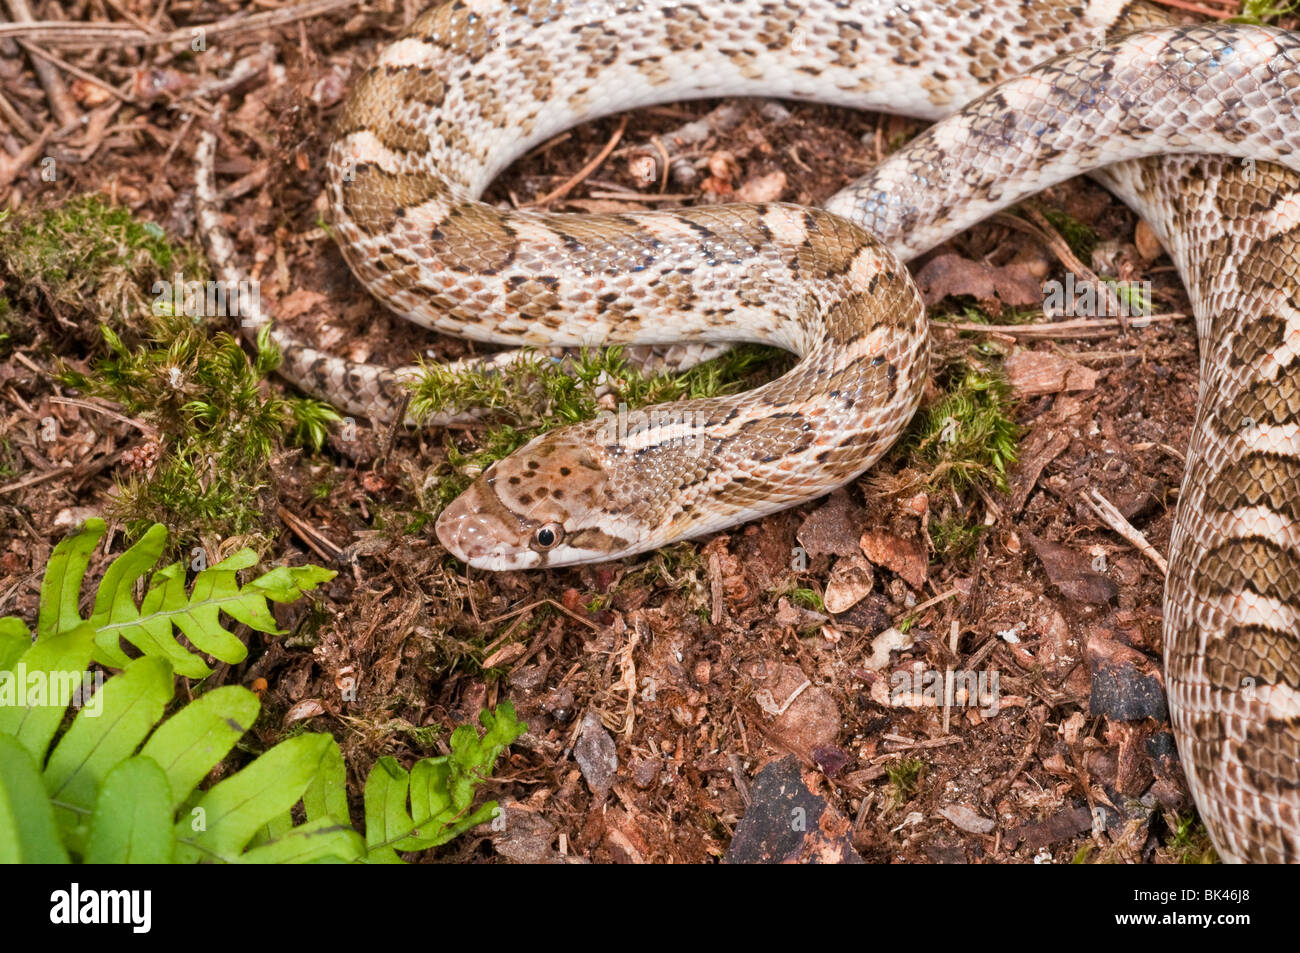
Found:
195,0 -> 1300,861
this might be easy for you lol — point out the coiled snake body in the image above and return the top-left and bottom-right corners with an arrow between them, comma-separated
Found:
202,0 -> 1300,861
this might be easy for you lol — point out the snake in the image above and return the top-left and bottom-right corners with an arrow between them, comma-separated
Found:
194,1 -> 1300,862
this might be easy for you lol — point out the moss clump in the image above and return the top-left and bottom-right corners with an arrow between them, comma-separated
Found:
1036,206 -> 1097,263
886,757 -> 927,809
909,359 -> 1019,494
1235,0 -> 1299,25
66,320 -> 338,548
1,195 -> 339,549
0,195 -> 205,336
928,514 -> 987,561
1158,813 -> 1219,864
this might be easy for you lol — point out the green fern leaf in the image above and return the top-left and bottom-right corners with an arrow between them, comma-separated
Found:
362,701 -> 525,860
0,518 -> 516,863
137,685 -> 259,813
44,656 -> 174,851
84,756 -> 174,864
173,733 -> 359,863
32,517 -> 335,677
0,734 -> 68,863
0,621 -> 96,761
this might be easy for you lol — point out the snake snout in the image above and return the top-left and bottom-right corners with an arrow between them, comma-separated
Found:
435,483 -> 541,571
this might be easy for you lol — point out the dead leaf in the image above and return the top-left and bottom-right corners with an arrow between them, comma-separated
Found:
915,253 -> 1045,313
824,555 -> 875,614
276,288 -> 330,320
1026,533 -> 1118,605
859,529 -> 928,590
938,804 -> 996,835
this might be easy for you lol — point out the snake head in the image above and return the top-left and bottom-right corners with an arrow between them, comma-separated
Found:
435,426 -> 622,570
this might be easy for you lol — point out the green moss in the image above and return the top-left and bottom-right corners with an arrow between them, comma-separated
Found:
0,195 -> 204,333
65,320 -> 338,547
1102,277 -> 1151,315
0,435 -> 15,480
932,303 -> 1039,327
1161,813 -> 1219,864
786,587 -> 825,612
929,514 -> 987,561
907,359 -> 1019,494
1234,0 -> 1299,24
0,196 -> 345,548
886,757 -> 926,809
1036,206 -> 1097,263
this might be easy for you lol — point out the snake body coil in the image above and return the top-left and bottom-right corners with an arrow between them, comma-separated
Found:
291,1 -> 1300,861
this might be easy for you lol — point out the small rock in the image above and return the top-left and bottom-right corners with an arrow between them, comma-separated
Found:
865,626 -> 915,672
707,150 -> 740,183
53,507 -> 100,531
735,170 -> 786,203
541,687 -> 575,723
574,712 -> 619,798
489,802 -> 561,864
938,804 -> 996,835
631,757 -> 660,790
725,757 -> 862,864
1088,636 -> 1167,721
796,490 -> 865,558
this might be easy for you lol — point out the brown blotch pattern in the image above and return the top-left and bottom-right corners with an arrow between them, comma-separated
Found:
1204,625 -> 1300,693
1205,453 -> 1300,521
428,205 -> 518,274
338,165 -> 447,237
1194,538 -> 1300,604
1227,312 -> 1287,368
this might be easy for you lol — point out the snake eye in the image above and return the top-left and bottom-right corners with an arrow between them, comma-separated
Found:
531,523 -> 564,551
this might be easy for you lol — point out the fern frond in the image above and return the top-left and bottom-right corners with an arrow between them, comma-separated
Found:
34,517 -> 335,678
0,518 -> 522,863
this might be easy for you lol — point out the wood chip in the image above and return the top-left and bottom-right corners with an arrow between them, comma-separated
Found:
1005,349 -> 1099,396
